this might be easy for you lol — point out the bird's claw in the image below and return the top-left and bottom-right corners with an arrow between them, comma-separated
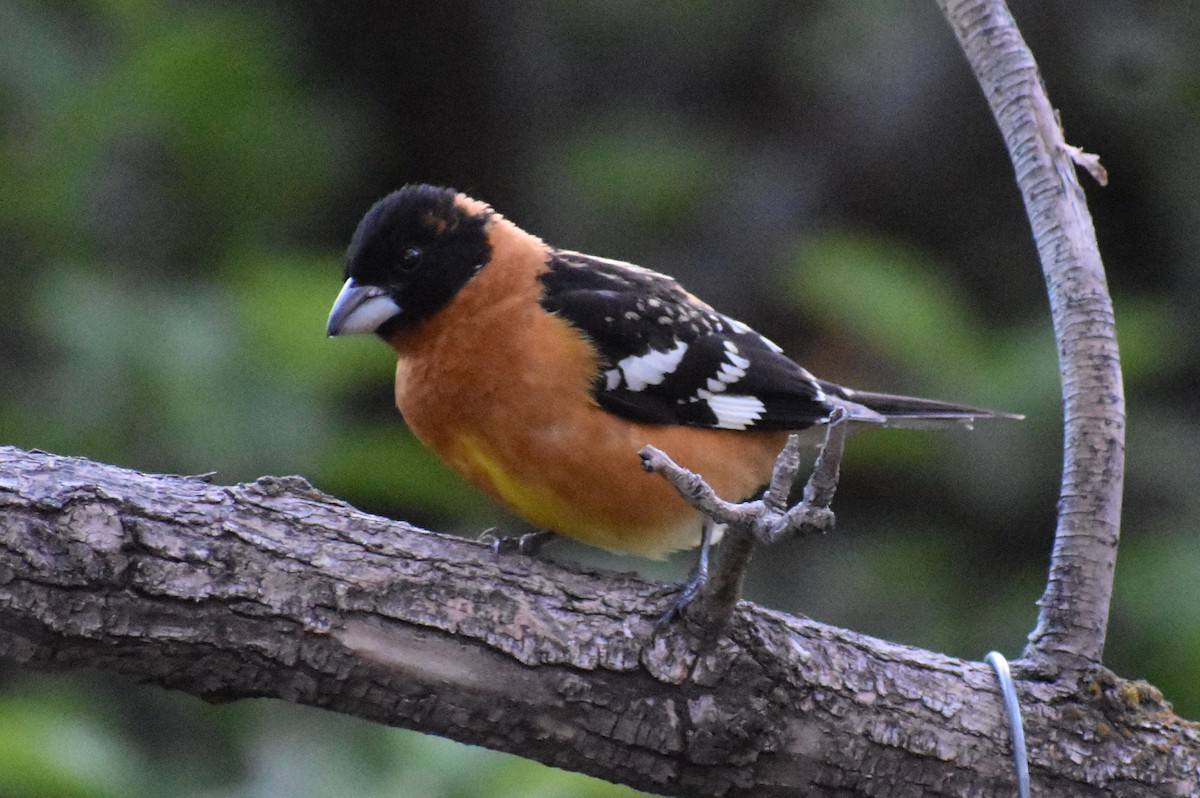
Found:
480,528 -> 557,556
656,567 -> 708,627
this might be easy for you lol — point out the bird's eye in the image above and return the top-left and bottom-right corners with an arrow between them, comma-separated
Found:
399,247 -> 422,269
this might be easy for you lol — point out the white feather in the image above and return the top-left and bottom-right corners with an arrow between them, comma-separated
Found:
716,359 -> 746,385
617,340 -> 689,391
706,394 -> 766,430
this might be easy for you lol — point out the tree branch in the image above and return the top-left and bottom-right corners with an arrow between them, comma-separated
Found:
1,447 -> 1194,796
936,0 -> 1125,670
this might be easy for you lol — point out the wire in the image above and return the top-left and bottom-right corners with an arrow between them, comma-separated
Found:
985,651 -> 1030,798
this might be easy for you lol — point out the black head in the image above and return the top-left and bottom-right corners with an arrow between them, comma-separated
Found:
326,184 -> 492,339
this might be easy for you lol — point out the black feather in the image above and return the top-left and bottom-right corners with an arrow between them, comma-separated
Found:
540,250 -> 831,431
343,184 -> 491,336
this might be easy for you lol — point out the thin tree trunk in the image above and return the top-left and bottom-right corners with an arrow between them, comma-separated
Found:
936,0 -> 1124,672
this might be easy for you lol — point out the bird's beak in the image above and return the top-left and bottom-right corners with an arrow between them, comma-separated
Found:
326,278 -> 402,337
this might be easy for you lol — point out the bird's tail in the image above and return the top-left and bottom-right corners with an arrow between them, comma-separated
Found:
819,380 -> 1024,430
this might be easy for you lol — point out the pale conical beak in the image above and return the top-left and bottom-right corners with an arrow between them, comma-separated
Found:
326,278 -> 402,337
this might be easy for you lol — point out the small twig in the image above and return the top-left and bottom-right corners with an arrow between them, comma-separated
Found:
763,408 -> 848,544
762,433 -> 803,511
696,525 -> 756,630
803,409 -> 848,507
1060,142 -> 1108,186
636,449 -> 750,528
639,409 -> 849,630
1054,109 -> 1107,186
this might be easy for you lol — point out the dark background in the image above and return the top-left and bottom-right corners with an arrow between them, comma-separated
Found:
2,2 -> 1196,796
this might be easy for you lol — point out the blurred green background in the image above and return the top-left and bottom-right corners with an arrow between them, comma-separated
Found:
2,1 -> 1197,796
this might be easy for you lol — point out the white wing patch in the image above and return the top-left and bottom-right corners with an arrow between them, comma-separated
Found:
699,339 -> 771,427
694,340 -> 752,401
705,394 -> 766,430
616,339 -> 689,391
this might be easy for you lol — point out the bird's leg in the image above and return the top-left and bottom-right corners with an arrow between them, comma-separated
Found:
657,519 -> 715,624
515,529 -> 558,555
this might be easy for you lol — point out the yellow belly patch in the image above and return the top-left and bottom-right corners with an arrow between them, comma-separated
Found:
446,433 -> 707,557
454,436 -> 591,537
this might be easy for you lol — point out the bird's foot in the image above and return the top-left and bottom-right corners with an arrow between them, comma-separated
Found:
656,522 -> 713,626
480,528 -> 557,556
656,566 -> 708,627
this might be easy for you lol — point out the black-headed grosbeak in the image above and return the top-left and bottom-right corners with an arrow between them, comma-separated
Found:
327,184 -> 1015,559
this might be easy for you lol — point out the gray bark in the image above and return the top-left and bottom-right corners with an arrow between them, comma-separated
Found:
1,447 -> 1194,797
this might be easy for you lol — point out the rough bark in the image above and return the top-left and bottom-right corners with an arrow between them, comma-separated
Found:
936,0 -> 1125,671
1,447 -> 1195,797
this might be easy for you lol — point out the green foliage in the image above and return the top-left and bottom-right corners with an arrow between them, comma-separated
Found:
788,231 -> 1178,465
786,232 -> 1054,474
1110,531 -> 1200,713
792,234 -> 983,373
562,129 -> 722,233
224,253 -> 497,515
182,703 -> 647,798
0,687 -> 143,798
1,2 -> 338,259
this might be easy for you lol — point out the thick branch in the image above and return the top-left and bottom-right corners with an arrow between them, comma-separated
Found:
937,0 -> 1125,670
1,447 -> 1193,796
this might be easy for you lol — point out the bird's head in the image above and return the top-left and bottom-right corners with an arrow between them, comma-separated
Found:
326,184 -> 492,339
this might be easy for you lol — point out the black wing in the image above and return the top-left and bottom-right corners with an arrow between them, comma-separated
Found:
539,250 -> 836,431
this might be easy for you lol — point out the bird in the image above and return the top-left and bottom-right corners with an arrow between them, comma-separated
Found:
326,184 -> 1018,572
